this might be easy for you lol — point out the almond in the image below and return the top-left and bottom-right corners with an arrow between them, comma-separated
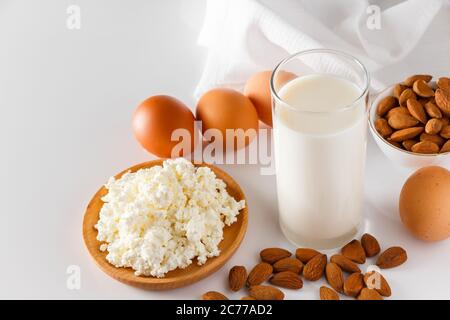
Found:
442,117 -> 450,126
247,262 -> 273,286
376,96 -> 397,117
343,272 -> 364,297
425,118 -> 444,135
320,286 -> 340,300
407,99 -> 427,124
441,125 -> 450,139
295,248 -> 321,263
260,248 -> 291,264
325,262 -> 344,293
330,254 -> 361,273
389,140 -> 402,149
388,112 -> 419,129
411,141 -> 439,154
389,127 -> 424,142
399,88 -> 416,106
413,79 -> 435,98
424,101 -> 443,119
303,253 -> 327,281
248,285 -> 284,300
375,118 -> 393,138
341,239 -> 366,264
403,74 -> 432,87
441,140 -> 450,153
202,291 -> 228,300
437,77 -> 450,92
376,246 -> 407,269
403,139 -> 418,151
269,271 -> 303,289
435,88 -> 450,116
393,84 -> 407,99
363,271 -> 391,297
360,233 -> 381,257
357,288 -> 383,300
386,106 -> 410,119
420,133 -> 445,147
241,296 -> 256,300
229,266 -> 247,292
273,257 -> 303,274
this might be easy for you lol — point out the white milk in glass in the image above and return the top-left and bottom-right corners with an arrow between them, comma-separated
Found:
273,74 -> 367,248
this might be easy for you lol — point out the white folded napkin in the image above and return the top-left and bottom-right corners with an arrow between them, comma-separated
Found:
195,0 -> 448,98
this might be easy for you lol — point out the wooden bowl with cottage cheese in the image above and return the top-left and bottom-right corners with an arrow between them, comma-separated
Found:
82,159 -> 248,290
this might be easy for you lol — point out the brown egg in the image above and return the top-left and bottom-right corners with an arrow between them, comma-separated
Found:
244,70 -> 297,127
132,95 -> 196,158
399,166 -> 450,241
196,88 -> 258,150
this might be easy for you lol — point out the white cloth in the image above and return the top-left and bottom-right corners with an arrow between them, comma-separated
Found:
195,0 -> 448,98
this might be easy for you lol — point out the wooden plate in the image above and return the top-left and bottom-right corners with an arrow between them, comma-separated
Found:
82,159 -> 248,290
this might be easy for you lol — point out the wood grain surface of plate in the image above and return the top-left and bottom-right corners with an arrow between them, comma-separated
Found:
82,159 -> 248,290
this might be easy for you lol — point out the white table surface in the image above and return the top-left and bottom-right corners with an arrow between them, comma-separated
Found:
1,0 -> 449,299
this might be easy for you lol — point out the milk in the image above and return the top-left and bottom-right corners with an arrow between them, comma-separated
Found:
273,74 -> 367,249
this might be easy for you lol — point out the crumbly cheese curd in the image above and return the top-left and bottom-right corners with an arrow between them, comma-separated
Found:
95,158 -> 245,277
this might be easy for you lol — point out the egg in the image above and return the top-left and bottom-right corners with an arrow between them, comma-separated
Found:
244,70 -> 297,127
399,166 -> 450,241
196,88 -> 258,150
132,95 -> 196,158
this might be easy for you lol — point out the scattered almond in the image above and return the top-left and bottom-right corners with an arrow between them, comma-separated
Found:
341,240 -> 366,264
241,296 -> 256,300
303,254 -> 327,281
273,257 -> 303,274
248,285 -> 284,300
295,248 -> 321,263
377,96 -> 397,117
320,286 -> 340,300
228,266 -> 247,292
411,141 -> 440,154
435,88 -> 450,116
247,262 -> 273,286
413,79 -> 434,98
424,101 -> 443,119
403,74 -> 432,87
425,118 -> 443,135
202,291 -> 228,300
389,127 -> 424,142
260,247 -> 291,264
357,288 -> 383,300
269,271 -> 303,289
376,247 -> 407,269
343,272 -> 364,297
364,271 -> 391,297
330,254 -> 361,273
325,262 -> 344,293
407,99 -> 427,124
361,233 -> 381,257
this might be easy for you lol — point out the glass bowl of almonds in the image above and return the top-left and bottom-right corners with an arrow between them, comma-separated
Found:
369,75 -> 450,169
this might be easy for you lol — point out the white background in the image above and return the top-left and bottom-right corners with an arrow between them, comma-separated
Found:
1,0 -> 449,299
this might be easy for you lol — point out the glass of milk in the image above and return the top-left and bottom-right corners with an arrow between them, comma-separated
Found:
270,49 -> 370,249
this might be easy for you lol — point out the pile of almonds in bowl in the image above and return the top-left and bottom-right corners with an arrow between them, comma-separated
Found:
374,75 -> 450,154
201,233 -> 407,300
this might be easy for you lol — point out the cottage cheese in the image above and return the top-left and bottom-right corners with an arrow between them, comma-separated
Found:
95,158 -> 245,277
